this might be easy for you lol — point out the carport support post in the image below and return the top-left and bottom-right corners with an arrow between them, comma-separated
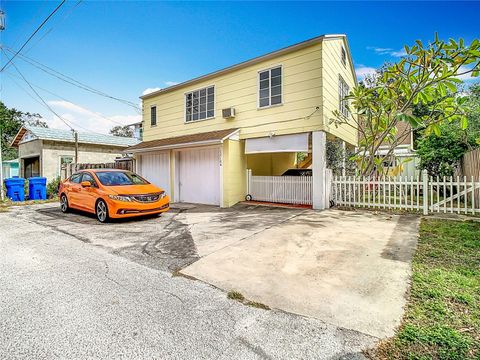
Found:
312,131 -> 327,210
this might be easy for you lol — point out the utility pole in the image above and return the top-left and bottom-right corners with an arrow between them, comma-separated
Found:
0,126 -> 4,201
73,130 -> 78,165
0,9 -> 5,201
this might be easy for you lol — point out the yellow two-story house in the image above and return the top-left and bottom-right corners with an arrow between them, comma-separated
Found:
127,34 -> 357,209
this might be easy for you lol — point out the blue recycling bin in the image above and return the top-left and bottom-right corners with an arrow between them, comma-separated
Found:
28,177 -> 47,200
4,177 -> 26,202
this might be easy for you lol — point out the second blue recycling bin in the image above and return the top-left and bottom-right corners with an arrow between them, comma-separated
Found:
28,177 -> 47,200
4,177 -> 26,201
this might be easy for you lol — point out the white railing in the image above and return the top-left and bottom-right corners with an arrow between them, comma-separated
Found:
246,169 -> 312,205
332,171 -> 480,215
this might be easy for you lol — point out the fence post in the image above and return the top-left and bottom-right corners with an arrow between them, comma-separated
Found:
422,170 -> 429,215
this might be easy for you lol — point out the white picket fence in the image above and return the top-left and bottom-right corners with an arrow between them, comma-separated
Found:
246,169 -> 312,205
332,171 -> 480,215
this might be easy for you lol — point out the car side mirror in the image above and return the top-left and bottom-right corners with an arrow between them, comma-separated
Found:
81,181 -> 91,188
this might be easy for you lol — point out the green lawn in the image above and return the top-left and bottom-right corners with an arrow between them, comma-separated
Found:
372,219 -> 480,360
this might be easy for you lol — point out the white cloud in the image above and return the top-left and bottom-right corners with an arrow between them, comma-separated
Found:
142,87 -> 161,95
456,65 -> 476,81
390,49 -> 407,57
46,100 -> 141,134
368,46 -> 406,57
164,81 -> 179,87
355,65 -> 377,80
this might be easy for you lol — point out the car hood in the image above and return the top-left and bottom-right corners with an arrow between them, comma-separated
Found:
107,184 -> 163,195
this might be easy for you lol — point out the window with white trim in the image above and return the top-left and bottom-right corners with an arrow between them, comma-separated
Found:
339,75 -> 349,117
258,66 -> 282,108
185,86 -> 215,122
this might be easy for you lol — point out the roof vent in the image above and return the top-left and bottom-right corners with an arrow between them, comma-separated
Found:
222,107 -> 235,119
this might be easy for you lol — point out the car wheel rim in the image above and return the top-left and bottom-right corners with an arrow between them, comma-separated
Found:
97,202 -> 106,222
61,196 -> 67,212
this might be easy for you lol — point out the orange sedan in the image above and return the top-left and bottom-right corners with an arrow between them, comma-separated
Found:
59,169 -> 170,223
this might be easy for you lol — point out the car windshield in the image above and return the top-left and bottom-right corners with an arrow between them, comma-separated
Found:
95,171 -> 149,186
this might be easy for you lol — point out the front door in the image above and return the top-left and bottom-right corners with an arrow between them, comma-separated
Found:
23,156 -> 40,178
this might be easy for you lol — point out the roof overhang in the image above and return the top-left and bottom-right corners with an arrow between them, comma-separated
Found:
140,34 -> 348,99
10,127 -> 28,148
127,128 -> 240,153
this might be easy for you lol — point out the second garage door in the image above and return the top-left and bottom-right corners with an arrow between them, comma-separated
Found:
177,147 -> 220,205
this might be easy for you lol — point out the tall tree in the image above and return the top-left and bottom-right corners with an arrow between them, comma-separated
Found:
332,35 -> 480,176
109,125 -> 134,138
415,82 -> 480,177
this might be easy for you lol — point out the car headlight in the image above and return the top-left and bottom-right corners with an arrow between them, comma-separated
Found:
159,191 -> 166,199
108,195 -> 133,202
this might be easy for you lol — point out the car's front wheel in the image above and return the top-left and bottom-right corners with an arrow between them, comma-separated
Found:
60,194 -> 69,213
96,199 -> 109,223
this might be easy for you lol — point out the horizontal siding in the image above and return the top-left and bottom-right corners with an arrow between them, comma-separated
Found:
143,43 -> 325,141
321,39 -> 357,145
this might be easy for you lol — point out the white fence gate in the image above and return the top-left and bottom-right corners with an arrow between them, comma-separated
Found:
332,171 -> 480,215
246,169 -> 312,205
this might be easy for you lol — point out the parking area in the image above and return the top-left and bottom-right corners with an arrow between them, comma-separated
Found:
7,202 -> 303,272
1,201 -> 420,356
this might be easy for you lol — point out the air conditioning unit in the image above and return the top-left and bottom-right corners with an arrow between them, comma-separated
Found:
222,107 -> 235,119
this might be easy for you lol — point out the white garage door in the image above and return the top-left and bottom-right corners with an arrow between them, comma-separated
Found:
137,151 -> 170,195
177,147 -> 220,205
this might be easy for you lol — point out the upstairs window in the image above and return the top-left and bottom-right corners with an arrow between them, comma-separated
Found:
258,66 -> 282,108
339,75 -> 349,117
341,46 -> 347,67
185,86 -> 215,122
150,106 -> 157,126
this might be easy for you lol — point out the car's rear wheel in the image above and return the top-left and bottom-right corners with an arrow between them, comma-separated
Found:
96,199 -> 109,223
60,194 -> 69,213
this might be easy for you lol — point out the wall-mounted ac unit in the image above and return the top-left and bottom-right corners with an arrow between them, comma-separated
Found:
222,107 -> 235,119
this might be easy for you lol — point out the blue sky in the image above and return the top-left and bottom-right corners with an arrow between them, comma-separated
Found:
1,1 -> 479,133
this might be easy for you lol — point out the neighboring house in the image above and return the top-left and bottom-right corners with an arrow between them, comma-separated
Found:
128,34 -> 358,209
377,122 -> 420,178
2,159 -> 19,179
10,126 -> 139,182
127,121 -> 143,140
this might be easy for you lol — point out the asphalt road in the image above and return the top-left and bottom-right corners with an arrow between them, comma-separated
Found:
0,204 -> 376,359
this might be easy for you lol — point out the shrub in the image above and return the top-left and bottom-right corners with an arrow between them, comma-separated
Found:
47,177 -> 61,199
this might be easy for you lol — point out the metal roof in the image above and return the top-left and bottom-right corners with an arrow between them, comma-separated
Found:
11,126 -> 139,148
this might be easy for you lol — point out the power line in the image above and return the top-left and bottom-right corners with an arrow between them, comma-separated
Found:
5,70 -> 131,127
23,0 -> 83,55
8,0 -> 48,51
2,48 -> 75,131
4,46 -> 141,112
0,0 -> 66,72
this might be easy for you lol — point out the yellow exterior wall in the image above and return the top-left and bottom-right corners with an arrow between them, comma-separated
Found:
142,43 -> 325,142
321,38 -> 358,145
246,153 -> 296,176
222,140 -> 247,207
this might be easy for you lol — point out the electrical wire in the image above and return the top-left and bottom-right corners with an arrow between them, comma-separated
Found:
4,46 -> 141,112
23,0 -> 84,55
0,0 -> 66,72
5,70 -> 133,127
2,48 -> 78,131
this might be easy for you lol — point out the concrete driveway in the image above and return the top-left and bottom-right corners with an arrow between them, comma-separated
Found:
8,202 -> 303,272
183,209 -> 419,339
1,202 -> 419,358
0,203 -> 376,359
